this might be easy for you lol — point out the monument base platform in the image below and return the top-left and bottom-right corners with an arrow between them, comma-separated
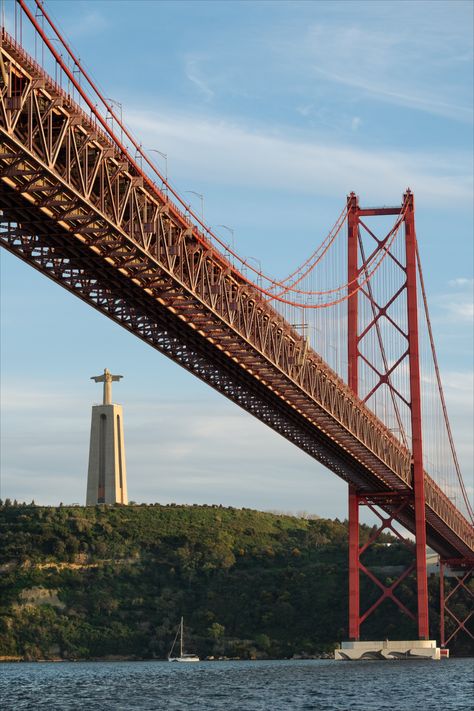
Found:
334,640 -> 441,661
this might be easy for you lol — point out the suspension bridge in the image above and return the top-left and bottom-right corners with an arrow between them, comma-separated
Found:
1,0 -> 472,654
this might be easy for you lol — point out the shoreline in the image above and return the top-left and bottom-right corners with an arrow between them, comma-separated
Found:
0,655 -> 335,664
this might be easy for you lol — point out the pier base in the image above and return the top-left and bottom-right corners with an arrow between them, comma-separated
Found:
334,640 -> 441,661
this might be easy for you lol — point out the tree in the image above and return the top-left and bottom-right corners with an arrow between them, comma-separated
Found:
208,622 -> 225,640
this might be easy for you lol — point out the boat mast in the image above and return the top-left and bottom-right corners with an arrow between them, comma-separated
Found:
180,616 -> 184,657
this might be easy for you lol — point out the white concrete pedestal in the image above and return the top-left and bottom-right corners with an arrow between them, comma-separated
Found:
334,640 -> 441,660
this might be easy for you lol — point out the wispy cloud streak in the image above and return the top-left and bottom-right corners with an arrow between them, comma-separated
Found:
128,109 -> 473,206
184,56 -> 214,101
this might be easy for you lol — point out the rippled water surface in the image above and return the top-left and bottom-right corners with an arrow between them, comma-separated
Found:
1,658 -> 473,710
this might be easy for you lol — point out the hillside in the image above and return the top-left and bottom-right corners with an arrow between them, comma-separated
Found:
0,502 -> 471,660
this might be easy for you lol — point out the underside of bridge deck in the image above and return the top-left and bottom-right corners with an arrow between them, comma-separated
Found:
0,184 -> 469,562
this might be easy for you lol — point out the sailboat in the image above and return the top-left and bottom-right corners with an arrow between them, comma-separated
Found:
168,617 -> 200,662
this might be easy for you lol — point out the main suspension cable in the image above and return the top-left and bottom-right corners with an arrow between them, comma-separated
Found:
22,0 -> 346,293
17,0 -> 411,312
266,204 -> 348,294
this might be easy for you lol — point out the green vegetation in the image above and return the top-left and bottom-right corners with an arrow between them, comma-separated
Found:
0,501 -> 471,660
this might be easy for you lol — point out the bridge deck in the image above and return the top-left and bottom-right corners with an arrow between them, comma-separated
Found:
0,30 -> 472,559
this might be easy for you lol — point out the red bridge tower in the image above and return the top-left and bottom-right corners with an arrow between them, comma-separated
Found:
346,190 -> 429,646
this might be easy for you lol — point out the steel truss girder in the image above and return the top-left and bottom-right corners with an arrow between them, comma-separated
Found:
1,207 -> 470,561
0,32 -> 415,489
0,31 -> 472,557
0,218 -> 380,491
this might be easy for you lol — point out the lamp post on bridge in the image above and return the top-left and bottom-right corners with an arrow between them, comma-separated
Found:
48,37 -> 63,85
148,148 -> 168,190
246,255 -> 263,289
215,224 -> 235,264
328,343 -> 338,375
105,98 -> 123,145
217,224 -> 235,250
185,190 -> 204,223
134,143 -> 143,170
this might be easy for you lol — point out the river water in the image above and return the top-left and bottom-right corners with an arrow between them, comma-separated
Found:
1,658 -> 472,710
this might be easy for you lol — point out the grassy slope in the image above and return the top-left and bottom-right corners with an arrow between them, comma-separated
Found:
0,503 -> 470,659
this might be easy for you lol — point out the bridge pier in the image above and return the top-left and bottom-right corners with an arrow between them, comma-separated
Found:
335,639 -> 440,661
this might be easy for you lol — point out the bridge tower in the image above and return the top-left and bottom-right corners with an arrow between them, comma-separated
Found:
86,369 -> 128,506
340,190 -> 435,659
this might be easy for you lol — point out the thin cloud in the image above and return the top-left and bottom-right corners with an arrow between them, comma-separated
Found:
448,277 -> 474,288
292,11 -> 474,124
128,109 -> 473,206
0,380 -> 344,513
442,370 -> 474,408
184,56 -> 214,101
2,356 -> 472,512
296,104 -> 313,118
443,299 -> 474,322
312,65 -> 473,124
65,10 -> 109,38
435,280 -> 474,323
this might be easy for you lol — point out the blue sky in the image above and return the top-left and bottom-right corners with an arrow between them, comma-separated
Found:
1,0 -> 473,517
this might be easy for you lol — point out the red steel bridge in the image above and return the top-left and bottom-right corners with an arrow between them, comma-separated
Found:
1,1 -> 472,648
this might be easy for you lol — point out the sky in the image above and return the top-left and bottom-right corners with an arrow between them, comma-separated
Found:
0,0 -> 473,519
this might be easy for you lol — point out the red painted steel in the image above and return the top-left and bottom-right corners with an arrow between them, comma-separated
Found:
347,192 -> 359,395
348,486 -> 360,641
345,192 -> 431,640
347,194 -> 360,641
349,493 -> 420,636
404,191 -> 429,640
358,208 -> 402,217
440,560 -> 474,647
358,495 -> 417,623
440,559 -> 446,647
